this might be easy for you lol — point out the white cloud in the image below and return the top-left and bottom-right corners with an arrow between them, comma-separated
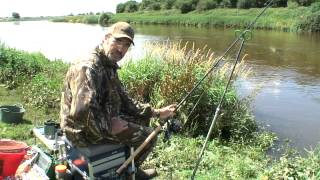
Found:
0,0 -> 141,17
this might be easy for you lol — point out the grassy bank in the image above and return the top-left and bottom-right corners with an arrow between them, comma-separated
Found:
52,5 -> 320,32
1,41 -> 320,179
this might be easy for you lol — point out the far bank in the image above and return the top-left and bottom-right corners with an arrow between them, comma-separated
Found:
50,6 -> 320,33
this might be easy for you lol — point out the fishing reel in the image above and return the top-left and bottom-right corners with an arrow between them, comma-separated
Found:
163,119 -> 182,142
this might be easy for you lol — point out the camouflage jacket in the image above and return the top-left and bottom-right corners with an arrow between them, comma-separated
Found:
60,46 -> 153,147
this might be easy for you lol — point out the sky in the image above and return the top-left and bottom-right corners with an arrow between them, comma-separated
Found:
0,0 -> 141,18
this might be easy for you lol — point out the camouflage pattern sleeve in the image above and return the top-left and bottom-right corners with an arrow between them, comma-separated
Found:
68,65 -> 112,141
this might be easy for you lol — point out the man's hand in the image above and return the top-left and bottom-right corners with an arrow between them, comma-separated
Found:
153,104 -> 177,120
111,117 -> 129,135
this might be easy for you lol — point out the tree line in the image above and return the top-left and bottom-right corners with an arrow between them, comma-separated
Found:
116,0 -> 318,13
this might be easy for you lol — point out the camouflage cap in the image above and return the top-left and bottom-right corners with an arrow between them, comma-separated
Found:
107,22 -> 135,45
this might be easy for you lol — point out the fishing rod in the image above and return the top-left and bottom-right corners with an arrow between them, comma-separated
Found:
116,0 -> 274,175
190,0 -> 274,179
191,34 -> 247,180
176,0 -> 274,111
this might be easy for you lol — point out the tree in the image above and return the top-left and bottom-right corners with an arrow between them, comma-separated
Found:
196,0 -> 218,10
98,12 -> 113,26
163,0 -> 177,9
237,0 -> 255,8
124,1 -> 139,13
175,0 -> 198,13
116,3 -> 126,13
12,12 -> 20,19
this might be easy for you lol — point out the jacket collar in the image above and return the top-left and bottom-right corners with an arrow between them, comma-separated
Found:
95,45 -> 120,70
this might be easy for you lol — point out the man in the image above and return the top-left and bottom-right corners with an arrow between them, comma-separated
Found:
60,22 -> 176,179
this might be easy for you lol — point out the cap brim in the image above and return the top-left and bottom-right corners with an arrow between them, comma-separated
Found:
113,33 -> 134,45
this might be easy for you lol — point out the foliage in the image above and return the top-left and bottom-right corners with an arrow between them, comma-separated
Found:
287,0 -> 300,8
12,12 -> 20,19
196,0 -> 218,10
298,11 -> 320,32
0,44 -> 47,89
1,39 -> 320,180
175,0 -> 198,13
0,43 -> 68,110
81,15 -> 98,24
125,1 -> 140,13
110,7 -> 314,32
116,3 -> 126,13
237,0 -> 255,9
263,146 -> 320,179
294,0 -> 315,5
119,41 -> 256,139
143,133 -> 276,179
310,1 -> 320,12
98,12 -> 113,26
163,0 -> 177,9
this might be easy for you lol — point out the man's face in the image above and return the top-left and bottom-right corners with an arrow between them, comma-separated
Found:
103,35 -> 132,63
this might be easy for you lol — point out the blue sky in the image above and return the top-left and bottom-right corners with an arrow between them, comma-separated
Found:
0,0 -> 141,17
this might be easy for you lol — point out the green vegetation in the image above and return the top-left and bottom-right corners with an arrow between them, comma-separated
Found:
51,4 -> 320,32
12,12 -> 20,19
110,7 -> 319,32
119,41 -> 256,138
51,14 -> 99,24
116,0 -> 315,13
1,42 -> 320,179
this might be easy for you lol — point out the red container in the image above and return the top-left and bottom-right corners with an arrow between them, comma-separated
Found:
0,140 -> 28,178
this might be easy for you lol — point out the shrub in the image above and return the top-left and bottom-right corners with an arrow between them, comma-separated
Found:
116,3 -> 126,13
220,0 -> 232,7
294,0 -> 315,6
119,41 -> 257,139
311,2 -> 320,12
175,0 -> 198,13
237,0 -> 255,8
163,0 -> 177,9
298,11 -> 320,32
151,2 -> 162,10
98,12 -> 112,26
125,1 -> 139,13
287,0 -> 299,8
82,15 -> 98,24
0,45 -> 48,89
196,0 -> 218,10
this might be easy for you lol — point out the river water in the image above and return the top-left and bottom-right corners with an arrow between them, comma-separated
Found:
0,21 -> 319,153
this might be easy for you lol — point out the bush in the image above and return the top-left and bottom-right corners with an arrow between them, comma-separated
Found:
237,0 -> 255,8
125,1 -> 139,13
175,0 -> 199,13
255,0 -> 267,7
273,0 -> 288,7
98,12 -> 112,26
220,0 -> 232,7
163,0 -> 177,9
119,41 -> 257,139
116,3 -> 126,13
196,0 -> 218,10
287,0 -> 299,8
82,15 -> 98,24
298,11 -> 320,32
0,45 -> 48,89
151,2 -> 162,10
311,2 -> 320,12
294,0 -> 315,6
0,43 -> 68,109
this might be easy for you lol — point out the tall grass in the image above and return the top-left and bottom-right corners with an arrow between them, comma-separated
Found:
0,43 -> 68,112
119,41 -> 256,139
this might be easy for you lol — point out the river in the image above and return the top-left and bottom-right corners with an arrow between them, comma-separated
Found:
0,21 -> 319,153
